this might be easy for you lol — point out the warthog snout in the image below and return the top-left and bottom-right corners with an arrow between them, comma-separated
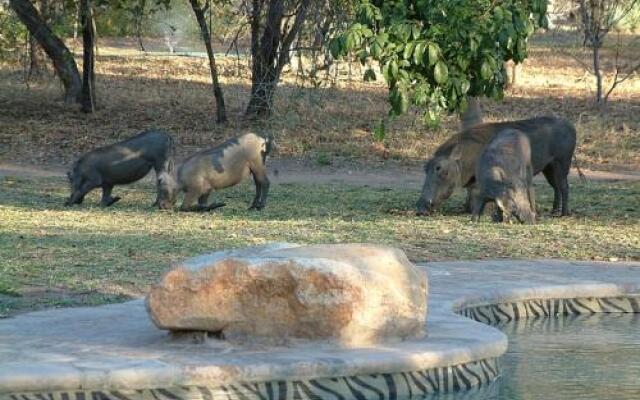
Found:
415,198 -> 433,216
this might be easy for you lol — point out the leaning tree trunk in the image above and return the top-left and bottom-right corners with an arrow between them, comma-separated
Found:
9,0 -> 82,103
245,0 -> 311,118
28,0 -> 51,80
79,0 -> 95,113
189,0 -> 227,123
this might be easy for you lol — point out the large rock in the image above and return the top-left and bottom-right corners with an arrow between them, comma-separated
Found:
146,243 -> 428,345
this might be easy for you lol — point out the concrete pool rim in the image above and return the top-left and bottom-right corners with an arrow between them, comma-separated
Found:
1,261 -> 639,398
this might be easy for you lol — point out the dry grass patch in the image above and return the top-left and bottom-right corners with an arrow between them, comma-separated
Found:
0,35 -> 639,170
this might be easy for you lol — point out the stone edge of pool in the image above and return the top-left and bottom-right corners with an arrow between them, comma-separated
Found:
0,266 -> 639,398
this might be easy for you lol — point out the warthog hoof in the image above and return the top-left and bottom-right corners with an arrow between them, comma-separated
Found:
102,196 -> 121,207
157,201 -> 174,210
248,204 -> 265,211
205,202 -> 226,211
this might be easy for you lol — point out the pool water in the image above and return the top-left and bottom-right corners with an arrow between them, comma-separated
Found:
430,313 -> 640,400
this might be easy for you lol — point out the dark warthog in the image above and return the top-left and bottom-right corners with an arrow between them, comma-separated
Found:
471,129 -> 536,224
157,132 -> 273,211
66,129 -> 175,207
416,116 -> 576,216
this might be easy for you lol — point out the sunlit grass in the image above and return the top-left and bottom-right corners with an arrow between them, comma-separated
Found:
1,176 -> 638,316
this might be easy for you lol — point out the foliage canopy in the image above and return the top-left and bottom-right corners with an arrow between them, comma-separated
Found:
331,0 -> 548,124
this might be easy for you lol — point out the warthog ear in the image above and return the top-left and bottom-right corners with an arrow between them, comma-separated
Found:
450,145 -> 463,161
158,172 -> 177,191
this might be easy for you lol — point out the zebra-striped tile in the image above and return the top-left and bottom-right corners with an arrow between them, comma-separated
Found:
2,357 -> 500,400
457,296 -> 640,326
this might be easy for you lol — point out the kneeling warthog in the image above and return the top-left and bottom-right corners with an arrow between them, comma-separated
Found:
157,133 -> 273,211
416,116 -> 576,216
66,129 -> 175,207
472,129 -> 536,224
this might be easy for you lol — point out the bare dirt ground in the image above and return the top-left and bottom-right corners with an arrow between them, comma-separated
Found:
1,159 -> 638,189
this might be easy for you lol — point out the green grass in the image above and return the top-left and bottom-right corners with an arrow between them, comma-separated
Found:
0,176 -> 638,316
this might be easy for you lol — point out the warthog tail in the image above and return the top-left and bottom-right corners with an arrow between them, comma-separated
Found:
573,154 -> 587,184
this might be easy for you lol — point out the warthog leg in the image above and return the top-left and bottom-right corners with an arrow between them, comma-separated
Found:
180,191 -> 225,212
181,202 -> 226,212
542,165 -> 562,216
100,184 -> 121,207
180,191 -> 200,212
492,207 -> 504,222
556,160 -> 571,216
198,191 -> 211,207
249,169 -> 270,210
471,197 -> 487,222
464,185 -> 475,213
65,180 -> 97,206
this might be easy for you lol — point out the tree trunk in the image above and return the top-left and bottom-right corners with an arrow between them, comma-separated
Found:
504,61 -> 518,89
460,96 -> 483,130
136,21 -> 146,52
9,0 -> 82,103
28,32 -> 43,79
189,0 -> 227,123
246,77 -> 276,117
27,0 -> 52,80
135,0 -> 147,52
245,0 -> 311,118
73,0 -> 80,40
79,0 -> 95,113
593,42 -> 603,103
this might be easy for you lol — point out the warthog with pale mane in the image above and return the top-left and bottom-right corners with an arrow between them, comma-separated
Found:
416,116 -> 576,217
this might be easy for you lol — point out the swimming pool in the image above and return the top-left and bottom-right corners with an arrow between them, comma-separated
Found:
429,313 -> 640,400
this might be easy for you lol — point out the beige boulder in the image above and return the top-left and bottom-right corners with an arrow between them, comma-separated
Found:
146,243 -> 428,345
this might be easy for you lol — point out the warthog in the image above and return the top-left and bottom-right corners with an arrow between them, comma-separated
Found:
416,116 -> 576,216
65,129 -> 175,207
157,132 -> 273,211
471,129 -> 536,224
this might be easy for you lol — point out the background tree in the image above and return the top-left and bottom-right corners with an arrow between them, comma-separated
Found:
26,0 -> 50,79
288,0 -> 355,87
0,3 -> 28,60
331,0 -> 548,131
189,0 -> 227,122
575,0 -> 640,103
8,0 -> 82,103
79,0 -> 96,112
132,0 -> 148,51
244,0 -> 312,118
